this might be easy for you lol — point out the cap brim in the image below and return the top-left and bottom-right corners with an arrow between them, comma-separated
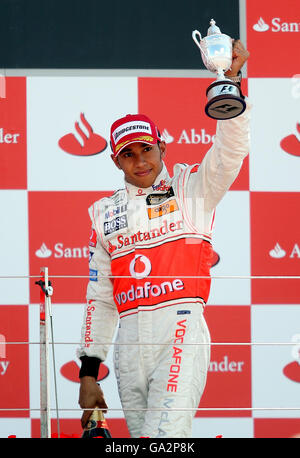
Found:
114,135 -> 157,156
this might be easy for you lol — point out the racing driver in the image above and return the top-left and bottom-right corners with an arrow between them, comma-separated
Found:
78,40 -> 250,438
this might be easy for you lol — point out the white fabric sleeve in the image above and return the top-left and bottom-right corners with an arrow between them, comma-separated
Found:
76,223 -> 119,363
187,99 -> 251,210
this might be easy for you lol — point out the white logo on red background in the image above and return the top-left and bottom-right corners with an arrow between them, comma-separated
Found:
283,334 -> 300,383
269,243 -> 286,258
253,17 -> 269,32
35,242 -> 89,259
35,243 -> 52,258
0,127 -> 20,144
0,334 -> 10,376
280,123 -> 300,157
129,254 -> 152,279
208,355 -> 244,373
160,128 -> 215,145
253,17 -> 300,33
269,243 -> 300,259
161,129 -> 174,144
58,112 -> 107,156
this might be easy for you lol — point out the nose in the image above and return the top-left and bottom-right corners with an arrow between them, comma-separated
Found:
135,152 -> 147,168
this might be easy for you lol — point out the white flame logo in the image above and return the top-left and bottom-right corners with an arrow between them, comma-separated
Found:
161,129 -> 174,144
253,17 -> 269,32
35,243 -> 52,258
269,243 -> 286,258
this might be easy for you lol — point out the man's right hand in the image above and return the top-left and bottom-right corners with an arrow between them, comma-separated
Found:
78,376 -> 108,428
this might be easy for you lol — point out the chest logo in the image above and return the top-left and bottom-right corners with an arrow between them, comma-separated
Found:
147,198 -> 179,220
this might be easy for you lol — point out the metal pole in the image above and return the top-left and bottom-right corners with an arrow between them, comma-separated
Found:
39,267 -> 51,438
47,282 -> 60,438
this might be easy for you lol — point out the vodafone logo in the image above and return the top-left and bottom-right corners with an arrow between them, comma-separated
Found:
58,112 -> 107,156
129,254 -> 152,279
280,123 -> 300,157
269,243 -> 300,259
253,17 -> 300,33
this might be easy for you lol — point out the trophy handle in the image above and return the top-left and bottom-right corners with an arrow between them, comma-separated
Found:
192,30 -> 203,51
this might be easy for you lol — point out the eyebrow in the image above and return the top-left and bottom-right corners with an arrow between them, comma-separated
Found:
119,143 -> 149,154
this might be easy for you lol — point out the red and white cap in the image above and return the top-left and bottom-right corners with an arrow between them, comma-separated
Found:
110,114 -> 161,157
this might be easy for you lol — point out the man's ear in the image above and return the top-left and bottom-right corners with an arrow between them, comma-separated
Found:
159,141 -> 166,160
111,154 -> 122,170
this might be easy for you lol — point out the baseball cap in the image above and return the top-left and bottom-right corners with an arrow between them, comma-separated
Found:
110,114 -> 161,157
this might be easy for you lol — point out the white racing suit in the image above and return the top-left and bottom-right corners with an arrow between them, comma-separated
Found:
77,102 -> 251,438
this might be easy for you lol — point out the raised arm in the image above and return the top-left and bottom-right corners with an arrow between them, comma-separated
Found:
187,40 -> 251,211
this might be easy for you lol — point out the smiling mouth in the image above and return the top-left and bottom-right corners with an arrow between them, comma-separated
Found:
135,169 -> 152,177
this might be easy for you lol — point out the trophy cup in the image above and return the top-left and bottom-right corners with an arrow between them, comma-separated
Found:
192,19 -> 246,120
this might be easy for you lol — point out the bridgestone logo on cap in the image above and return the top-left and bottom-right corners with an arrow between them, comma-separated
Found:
112,121 -> 151,144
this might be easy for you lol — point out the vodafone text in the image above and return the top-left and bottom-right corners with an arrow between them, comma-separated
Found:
115,279 -> 184,306
167,319 -> 186,393
155,320 -> 188,437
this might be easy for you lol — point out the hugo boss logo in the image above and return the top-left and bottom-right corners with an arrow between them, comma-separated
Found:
103,215 -> 128,236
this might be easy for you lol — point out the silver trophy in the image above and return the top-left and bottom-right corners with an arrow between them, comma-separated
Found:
192,19 -> 246,120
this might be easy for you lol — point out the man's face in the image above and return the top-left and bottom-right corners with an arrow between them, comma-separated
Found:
111,141 -> 166,188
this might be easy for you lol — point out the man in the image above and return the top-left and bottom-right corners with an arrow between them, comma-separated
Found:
78,40 -> 250,438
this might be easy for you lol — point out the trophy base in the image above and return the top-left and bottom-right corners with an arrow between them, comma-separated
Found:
205,80 -> 246,120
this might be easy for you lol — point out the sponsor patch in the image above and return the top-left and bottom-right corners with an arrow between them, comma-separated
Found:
147,199 -> 179,219
89,269 -> 98,281
177,310 -> 191,315
146,187 -> 175,205
104,215 -> 128,236
152,179 -> 171,191
112,121 -> 151,142
104,204 -> 127,219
